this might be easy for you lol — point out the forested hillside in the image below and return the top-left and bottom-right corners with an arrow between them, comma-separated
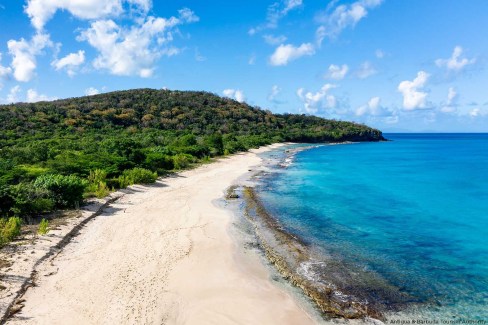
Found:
0,88 -> 384,241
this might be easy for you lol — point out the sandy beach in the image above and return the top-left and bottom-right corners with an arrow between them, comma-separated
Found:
6,145 -> 317,325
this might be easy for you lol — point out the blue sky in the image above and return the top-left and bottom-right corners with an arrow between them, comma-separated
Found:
0,0 -> 487,132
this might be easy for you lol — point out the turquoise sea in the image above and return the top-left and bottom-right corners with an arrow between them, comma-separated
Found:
256,134 -> 488,320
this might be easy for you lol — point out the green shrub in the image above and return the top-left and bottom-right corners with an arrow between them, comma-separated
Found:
117,175 -> 131,188
205,134 -> 224,156
118,168 -> 157,187
9,183 -> 54,217
88,169 -> 107,184
34,174 -> 88,208
173,153 -> 196,170
0,185 -> 14,217
0,217 -> 22,246
86,169 -> 111,198
95,182 -> 110,198
38,218 -> 49,235
144,152 -> 174,171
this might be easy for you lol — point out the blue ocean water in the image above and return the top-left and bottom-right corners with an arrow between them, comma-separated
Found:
258,134 -> 488,319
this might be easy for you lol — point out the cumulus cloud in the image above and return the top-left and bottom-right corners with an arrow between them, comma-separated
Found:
440,87 -> 458,113
85,87 -> 100,96
6,85 -> 21,103
356,61 -> 377,79
249,0 -> 302,35
268,85 -> 282,102
24,0 -> 148,31
223,89 -> 246,103
0,54 -> 12,89
398,71 -> 430,110
263,34 -> 287,45
52,50 -> 85,76
297,83 -> 337,114
325,64 -> 349,80
316,0 -> 383,45
435,46 -> 475,72
21,1 -> 198,79
26,89 -> 56,102
355,96 -> 392,117
78,8 -> 199,77
469,108 -> 487,118
447,87 -> 457,106
269,43 -> 315,66
7,33 -> 52,82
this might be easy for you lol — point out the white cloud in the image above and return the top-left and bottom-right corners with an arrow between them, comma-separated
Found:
7,33 -> 52,82
263,34 -> 287,45
85,87 -> 100,96
283,0 -> 303,13
355,96 -> 391,116
249,0 -> 302,35
24,0 -> 145,31
325,64 -> 349,80
223,89 -> 246,103
440,87 -> 458,113
52,50 -> 85,76
195,48 -> 206,62
26,89 -> 56,102
435,46 -> 475,72
316,0 -> 383,45
6,85 -> 21,103
127,0 -> 152,13
375,49 -> 384,59
178,7 -> 199,23
447,87 -> 457,106
398,71 -> 430,110
78,8 -> 198,77
248,54 -> 256,65
268,85 -> 281,102
469,108 -> 487,118
269,43 -> 315,66
356,61 -> 377,79
0,53 -> 12,89
297,83 -> 337,114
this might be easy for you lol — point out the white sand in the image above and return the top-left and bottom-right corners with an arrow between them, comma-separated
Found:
7,145 -> 317,325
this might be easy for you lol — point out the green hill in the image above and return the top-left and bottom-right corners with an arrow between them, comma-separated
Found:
0,88 -> 384,230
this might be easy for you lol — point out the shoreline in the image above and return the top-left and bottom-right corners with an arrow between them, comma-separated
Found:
3,144 -> 319,324
241,186 -> 384,320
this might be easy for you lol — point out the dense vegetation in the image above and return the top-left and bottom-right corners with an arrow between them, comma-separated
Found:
0,88 -> 384,244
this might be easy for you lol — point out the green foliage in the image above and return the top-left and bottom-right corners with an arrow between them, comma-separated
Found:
144,152 -> 174,172
86,169 -> 111,198
0,88 -> 384,221
205,133 -> 224,156
38,218 -> 49,235
173,153 -> 196,170
34,174 -> 87,208
9,183 -> 54,216
0,185 -> 14,216
88,169 -> 107,184
118,168 -> 158,187
0,217 -> 22,246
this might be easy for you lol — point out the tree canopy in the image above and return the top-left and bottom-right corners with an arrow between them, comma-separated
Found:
0,88 -> 384,225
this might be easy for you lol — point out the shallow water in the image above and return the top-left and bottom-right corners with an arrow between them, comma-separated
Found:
257,134 -> 488,320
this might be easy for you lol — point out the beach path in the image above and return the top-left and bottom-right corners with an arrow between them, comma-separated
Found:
7,145 -> 315,325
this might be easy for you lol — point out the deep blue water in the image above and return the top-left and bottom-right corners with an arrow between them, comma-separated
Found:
258,134 -> 488,318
